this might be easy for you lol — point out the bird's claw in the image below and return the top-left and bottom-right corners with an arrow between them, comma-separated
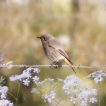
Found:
50,62 -> 62,69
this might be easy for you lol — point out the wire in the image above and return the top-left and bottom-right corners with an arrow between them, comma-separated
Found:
0,61 -> 106,69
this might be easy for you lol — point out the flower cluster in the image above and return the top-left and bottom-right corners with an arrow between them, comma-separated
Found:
9,68 -> 99,105
63,75 -> 82,94
31,88 -> 39,94
10,68 -> 56,103
33,78 -> 55,86
87,70 -> 106,83
78,87 -> 97,105
0,86 -> 8,99
32,78 -> 56,103
62,75 -> 97,106
0,86 -> 13,106
10,67 -> 40,86
42,90 -> 56,103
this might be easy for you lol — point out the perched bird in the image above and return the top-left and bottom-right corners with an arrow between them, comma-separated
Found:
37,34 -> 76,73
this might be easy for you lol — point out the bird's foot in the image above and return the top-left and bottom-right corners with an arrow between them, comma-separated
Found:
50,62 -> 62,69
56,62 -> 62,68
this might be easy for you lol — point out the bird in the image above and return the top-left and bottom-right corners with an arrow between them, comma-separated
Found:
37,34 -> 76,73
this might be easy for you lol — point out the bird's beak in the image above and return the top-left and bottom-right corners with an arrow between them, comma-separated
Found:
37,36 -> 41,39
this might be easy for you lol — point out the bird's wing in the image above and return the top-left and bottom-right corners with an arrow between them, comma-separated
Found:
58,49 -> 73,65
48,39 -> 73,65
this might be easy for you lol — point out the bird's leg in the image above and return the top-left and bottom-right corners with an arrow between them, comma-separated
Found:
50,62 -> 56,69
54,61 -> 59,68
53,61 -> 62,68
56,62 -> 62,68
50,61 -> 62,69
50,61 -> 58,69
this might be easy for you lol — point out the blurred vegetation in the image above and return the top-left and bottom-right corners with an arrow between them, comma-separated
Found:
0,0 -> 106,106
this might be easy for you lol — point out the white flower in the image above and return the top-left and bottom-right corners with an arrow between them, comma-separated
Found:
8,103 -> 13,106
63,75 -> 82,94
33,76 -> 39,83
10,70 -> 31,81
9,75 -> 16,81
70,97 -> 78,104
90,97 -> 97,103
22,70 -> 32,79
72,90 -> 79,94
91,89 -> 97,95
0,86 -> 8,99
42,94 -> 48,102
0,100 -> 13,106
1,93 -> 6,99
0,86 -> 13,105
33,68 -> 40,73
78,90 -> 90,100
77,87 -> 97,106
103,73 -> 106,77
94,75 -> 103,83
42,90 -> 56,103
81,100 -> 87,106
87,70 -> 106,83
0,86 -> 8,94
10,68 -> 40,86
36,81 -> 44,86
49,91 -> 56,98
10,68 -> 40,82
23,79 -> 30,86
48,78 -> 54,83
31,88 -> 39,93
64,75 -> 81,87
62,75 -> 98,105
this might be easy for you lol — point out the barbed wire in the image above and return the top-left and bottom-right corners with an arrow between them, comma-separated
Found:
0,61 -> 106,69
9,65 -> 106,69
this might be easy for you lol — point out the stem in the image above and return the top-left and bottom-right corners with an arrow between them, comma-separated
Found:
74,86 -> 76,106
56,94 -> 65,106
100,82 -> 102,100
98,82 -> 103,106
15,81 -> 21,106
98,82 -> 101,106
8,92 -> 16,101
36,85 -> 49,106
55,99 -> 64,106
7,81 -> 21,106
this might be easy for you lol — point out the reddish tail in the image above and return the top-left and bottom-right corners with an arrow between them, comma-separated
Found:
63,57 -> 76,73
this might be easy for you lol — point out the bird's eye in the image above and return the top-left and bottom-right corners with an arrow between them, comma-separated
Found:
43,37 -> 46,40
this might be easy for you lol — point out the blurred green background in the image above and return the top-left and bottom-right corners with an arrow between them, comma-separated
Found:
0,0 -> 106,106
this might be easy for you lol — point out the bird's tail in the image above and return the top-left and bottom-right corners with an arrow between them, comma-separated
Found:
63,57 -> 76,73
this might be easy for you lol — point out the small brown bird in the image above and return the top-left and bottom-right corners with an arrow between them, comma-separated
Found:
37,34 -> 76,73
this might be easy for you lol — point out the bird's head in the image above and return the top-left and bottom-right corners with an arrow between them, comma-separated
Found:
37,34 -> 54,42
